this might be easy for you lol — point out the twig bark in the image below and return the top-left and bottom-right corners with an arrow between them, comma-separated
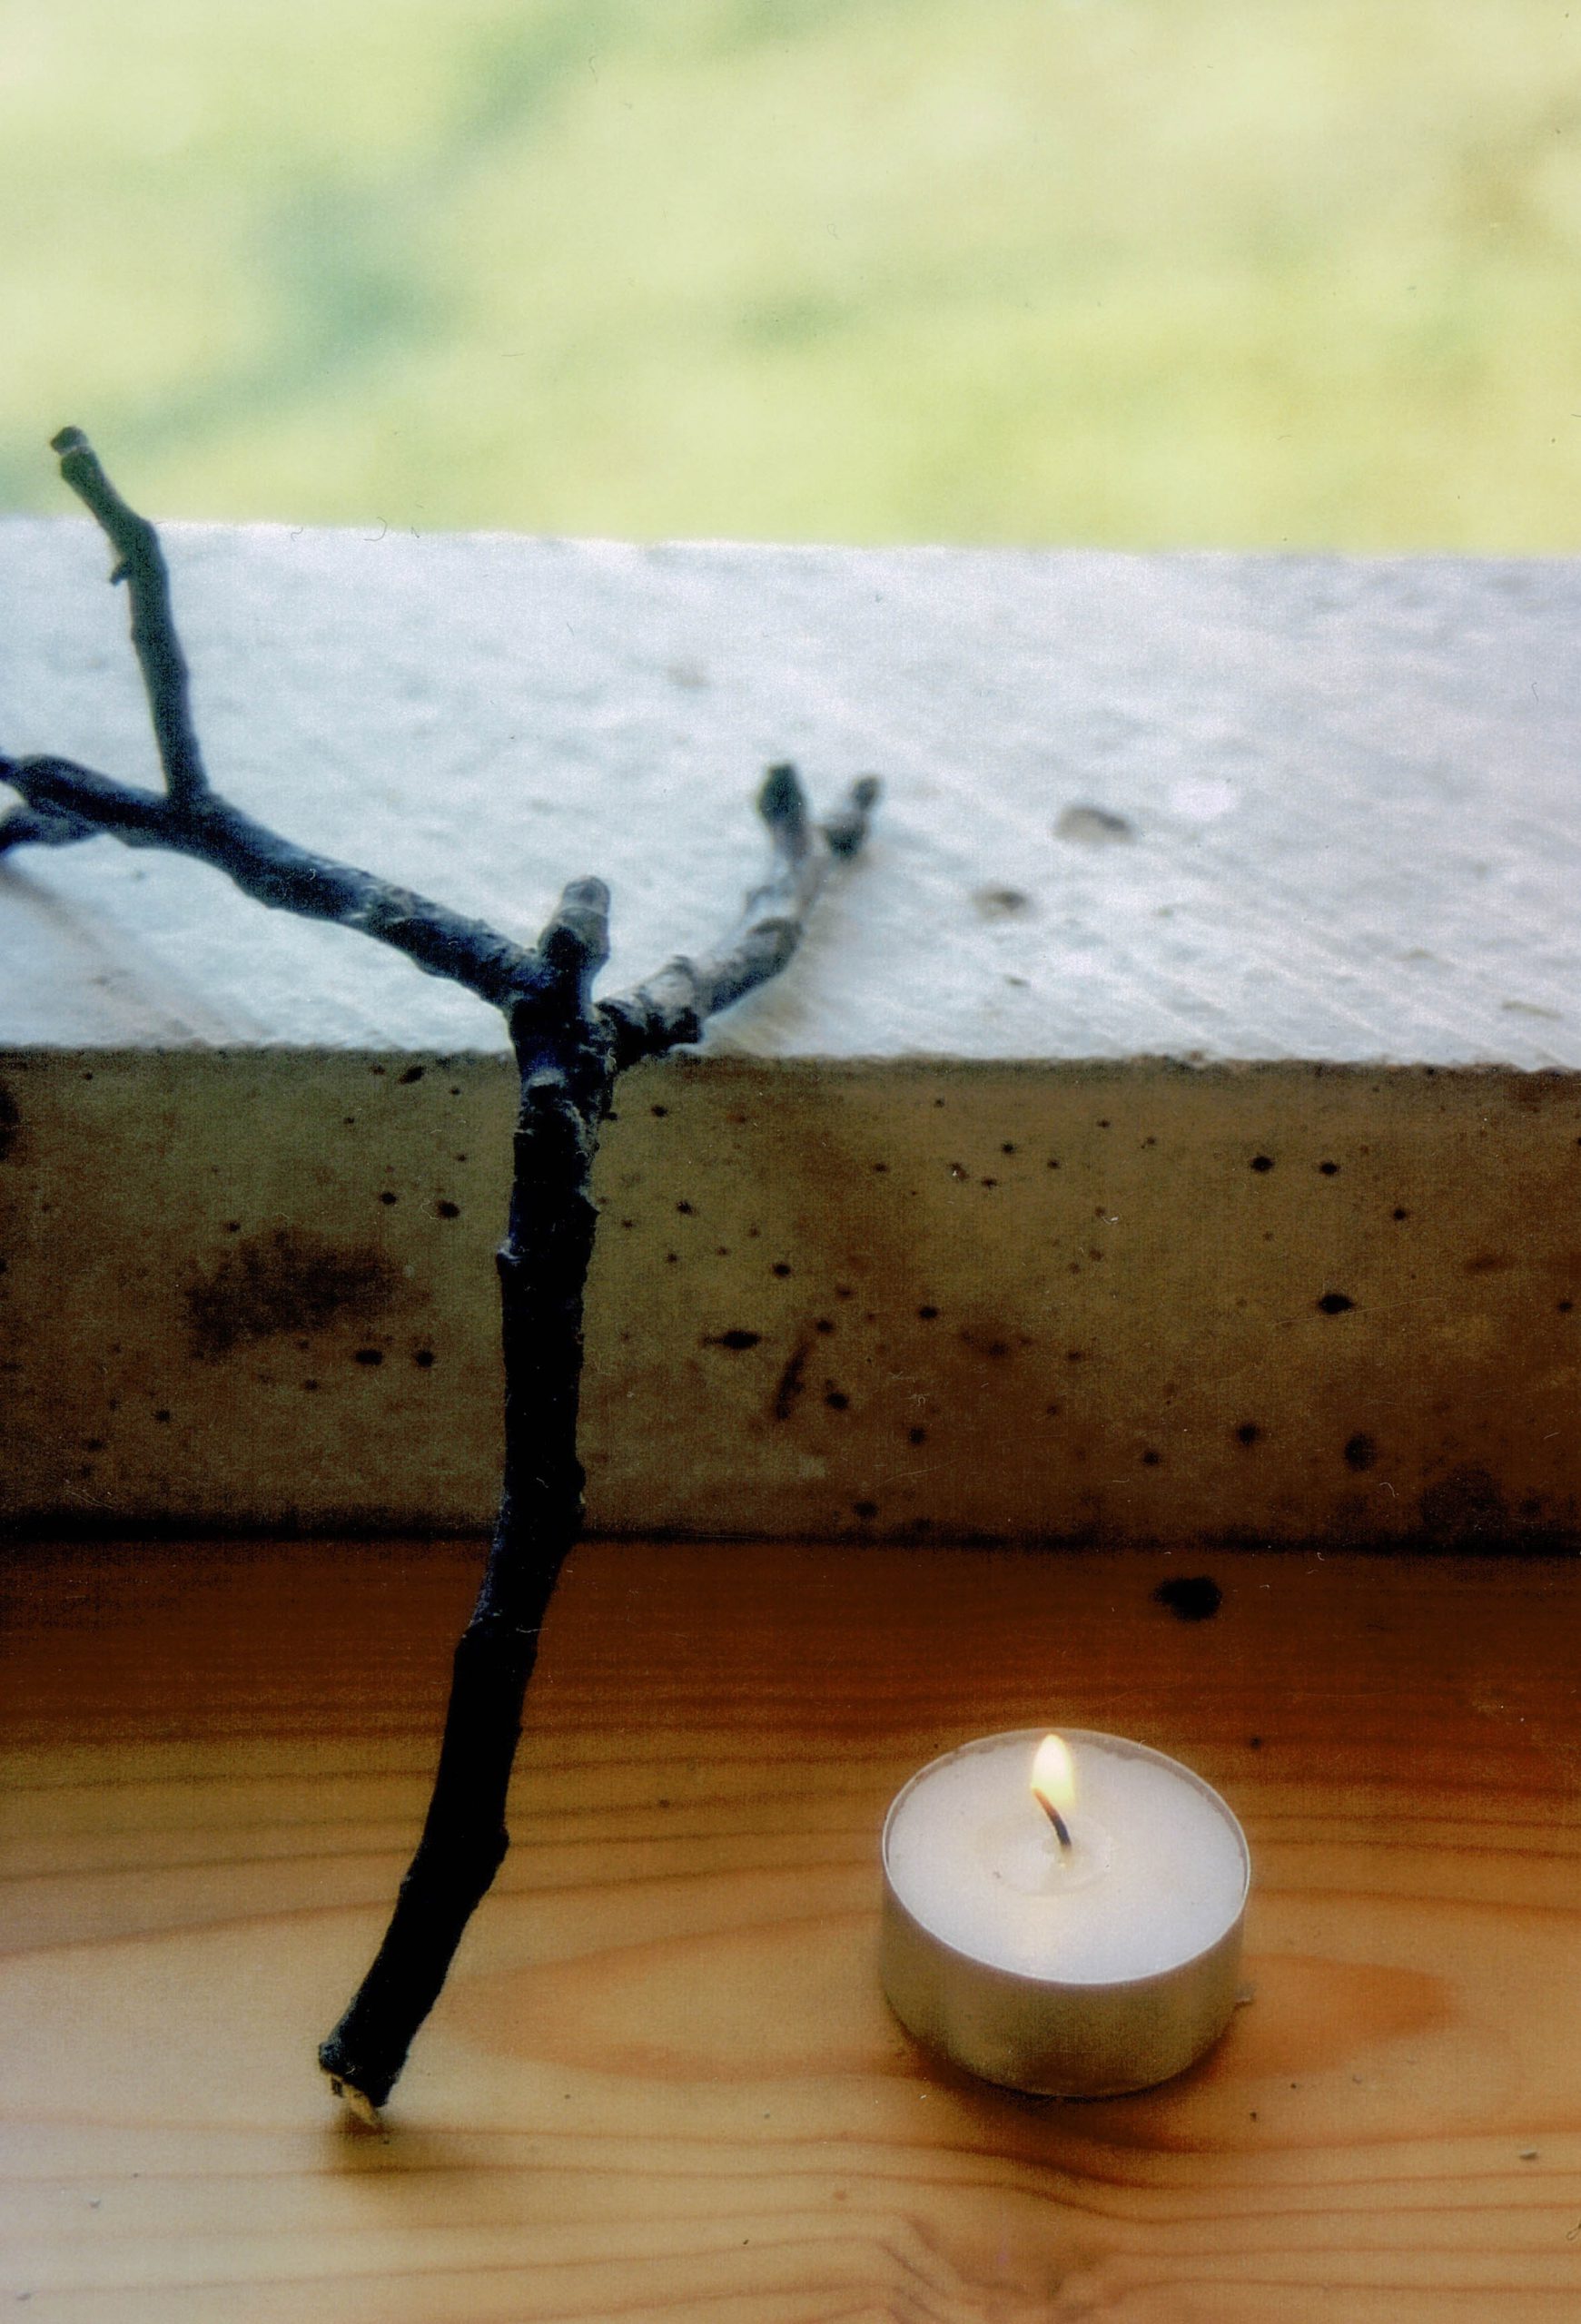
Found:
2,430 -> 879,2119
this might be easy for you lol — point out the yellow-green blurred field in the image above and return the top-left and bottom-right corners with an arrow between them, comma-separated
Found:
6,0 -> 1581,546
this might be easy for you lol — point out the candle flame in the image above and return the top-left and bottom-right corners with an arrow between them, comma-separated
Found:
1031,1732 -> 1076,1818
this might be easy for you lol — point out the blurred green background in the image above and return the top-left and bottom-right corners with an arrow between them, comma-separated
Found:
5,0 -> 1581,545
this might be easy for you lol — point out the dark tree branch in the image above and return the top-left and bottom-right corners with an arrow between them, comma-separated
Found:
3,429 -> 879,2122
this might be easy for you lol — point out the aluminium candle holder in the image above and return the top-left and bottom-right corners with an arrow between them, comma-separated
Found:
880,1728 -> 1250,2098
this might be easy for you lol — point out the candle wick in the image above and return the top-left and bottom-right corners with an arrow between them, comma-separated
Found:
1034,1792 -> 1073,1853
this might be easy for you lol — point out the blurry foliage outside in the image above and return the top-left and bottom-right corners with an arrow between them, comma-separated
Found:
6,0 -> 1581,547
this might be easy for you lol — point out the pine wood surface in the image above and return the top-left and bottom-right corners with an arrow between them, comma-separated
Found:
2,1535 -> 1579,2322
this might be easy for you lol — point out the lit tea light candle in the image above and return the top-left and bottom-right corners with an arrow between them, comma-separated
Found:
881,1728 -> 1250,2095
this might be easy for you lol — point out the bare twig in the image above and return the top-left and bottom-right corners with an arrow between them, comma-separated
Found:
2,430 -> 880,2119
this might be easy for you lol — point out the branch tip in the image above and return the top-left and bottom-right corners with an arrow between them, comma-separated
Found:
823,773 -> 882,859
323,2072 -> 383,2131
757,762 -> 807,831
538,875 -> 612,990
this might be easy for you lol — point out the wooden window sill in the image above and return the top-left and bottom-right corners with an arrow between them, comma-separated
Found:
4,1532 -> 1578,2319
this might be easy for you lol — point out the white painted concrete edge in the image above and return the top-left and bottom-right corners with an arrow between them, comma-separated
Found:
1,520 -> 1579,1067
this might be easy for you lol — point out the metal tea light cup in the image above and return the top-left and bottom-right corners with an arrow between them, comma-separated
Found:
879,1729 -> 1250,2097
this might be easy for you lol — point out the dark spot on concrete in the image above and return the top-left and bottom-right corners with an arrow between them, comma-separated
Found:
435,1200 -> 460,1219
771,1261 -> 792,1277
1236,1422 -> 1262,1445
771,1343 -> 807,1420
1419,1465 -> 1507,1542
1317,1291 -> 1355,1315
1344,1432 -> 1378,1472
353,1347 -> 384,1366
413,1348 -> 435,1368
0,1083 -> 20,1162
398,1065 -> 424,1085
709,1328 -> 762,1352
973,885 -> 1033,918
1463,1251 -> 1515,1275
909,1425 -> 927,1445
1152,1574 -> 1222,1622
185,1230 -> 400,1361
1057,803 -> 1135,845
1250,1155 -> 1274,1173
825,1389 -> 849,1411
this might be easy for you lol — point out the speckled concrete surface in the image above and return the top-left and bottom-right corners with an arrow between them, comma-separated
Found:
3,1050 -> 1576,1542
2,526 -> 1577,1539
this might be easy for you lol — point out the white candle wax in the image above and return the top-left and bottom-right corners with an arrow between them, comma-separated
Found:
884,1730 -> 1247,1988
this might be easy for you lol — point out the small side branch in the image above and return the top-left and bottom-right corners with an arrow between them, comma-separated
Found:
52,426 -> 209,810
0,747 -> 540,1009
599,763 -> 880,1068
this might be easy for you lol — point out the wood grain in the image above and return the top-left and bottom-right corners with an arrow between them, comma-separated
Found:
2,1536 -> 1580,2321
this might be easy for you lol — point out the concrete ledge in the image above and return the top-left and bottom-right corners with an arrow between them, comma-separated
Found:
3,523 -> 1579,1541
